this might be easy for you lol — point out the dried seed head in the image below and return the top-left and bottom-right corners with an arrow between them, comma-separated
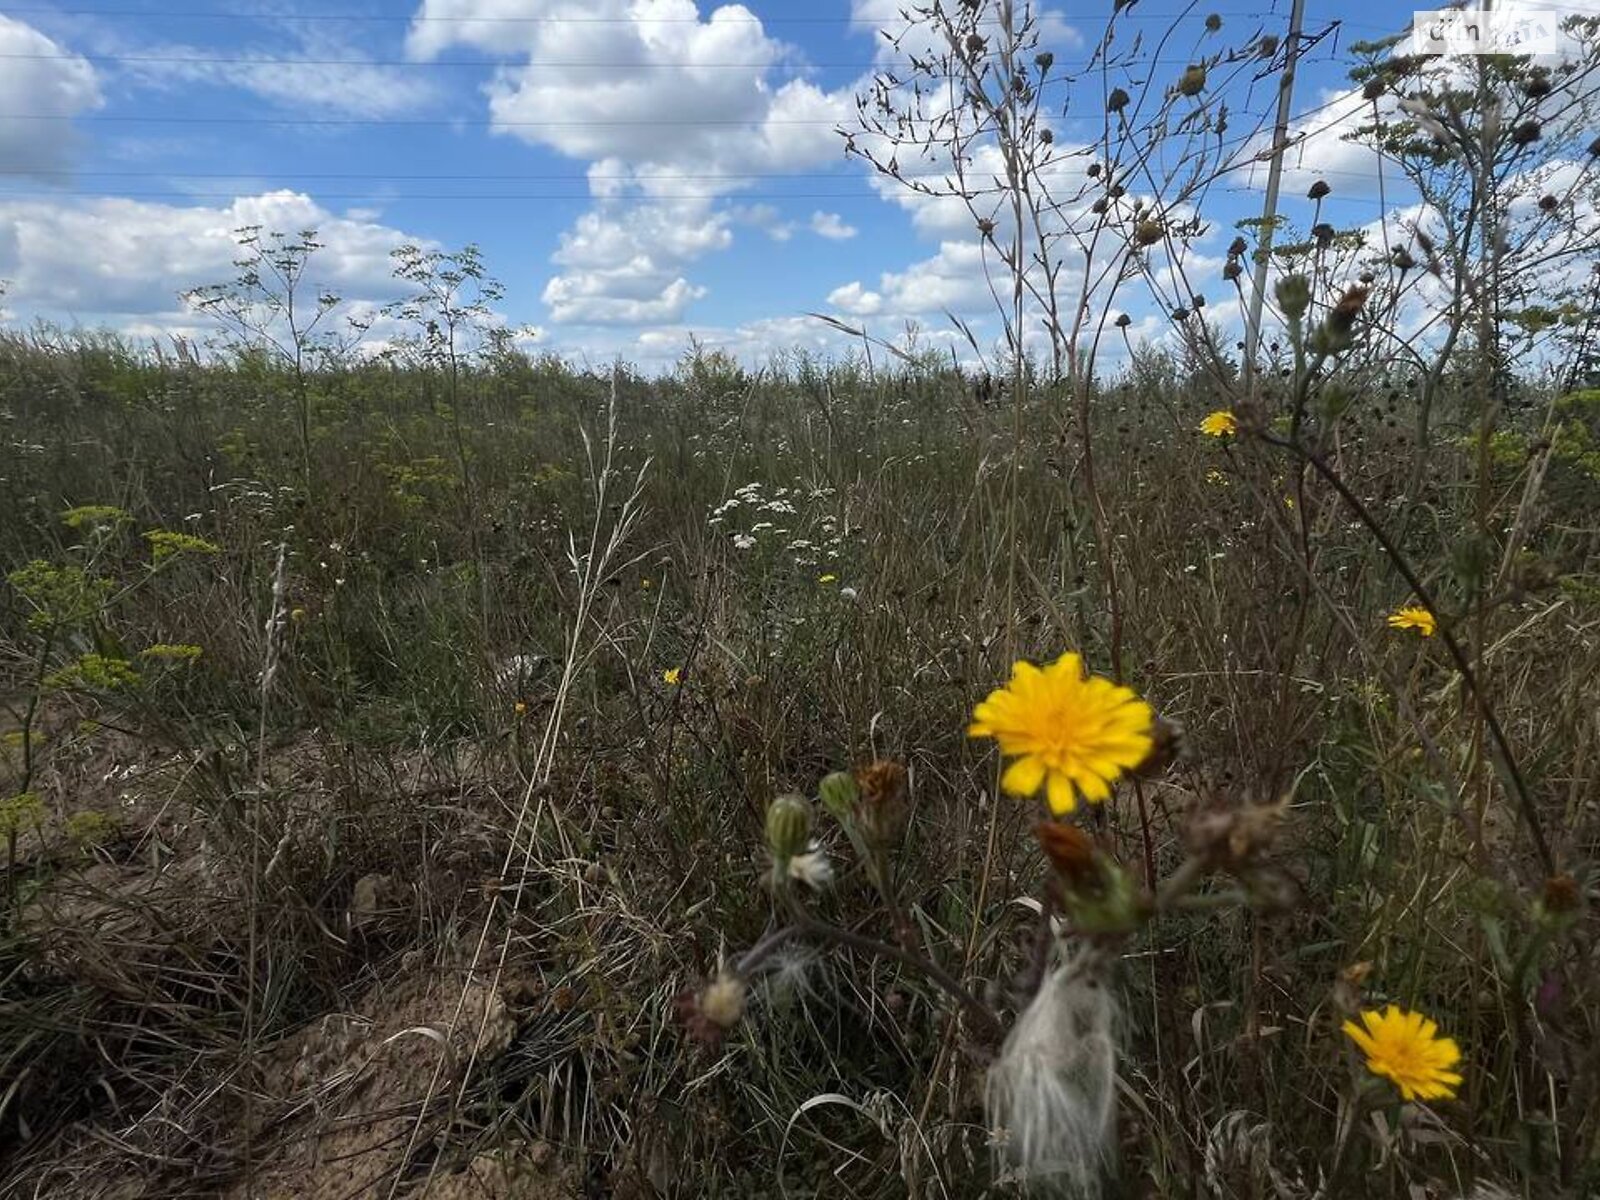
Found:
855,759 -> 909,846
1136,717 -> 1186,778
1512,120 -> 1542,146
1362,77 -> 1385,100
1542,873 -> 1580,915
1035,51 -> 1054,72
1312,222 -> 1335,247
1328,284 -> 1370,332
1205,13 -> 1222,32
1114,313 -> 1132,328
1134,220 -> 1165,247
1258,35 -> 1279,58
1307,179 -> 1331,201
1178,65 -> 1207,97
1222,260 -> 1242,281
1107,87 -> 1130,112
1184,797 -> 1289,871
1539,194 -> 1558,213
1393,247 -> 1417,271
701,974 -> 746,1027
1227,235 -> 1248,257
987,952 -> 1118,1195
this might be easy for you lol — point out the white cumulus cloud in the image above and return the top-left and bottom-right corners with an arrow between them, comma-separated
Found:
0,15 -> 102,180
0,191 -> 430,333
407,0 -> 854,329
810,211 -> 858,240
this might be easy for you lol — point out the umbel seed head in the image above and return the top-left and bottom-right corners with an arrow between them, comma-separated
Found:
1179,65 -> 1207,96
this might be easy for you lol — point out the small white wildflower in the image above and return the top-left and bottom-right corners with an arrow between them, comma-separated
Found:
732,533 -> 757,550
839,586 -> 859,601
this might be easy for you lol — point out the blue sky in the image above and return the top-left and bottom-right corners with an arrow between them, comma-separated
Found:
0,1 -> 1587,368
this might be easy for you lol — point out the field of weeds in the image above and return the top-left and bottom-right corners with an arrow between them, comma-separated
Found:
1,331 -> 1596,1197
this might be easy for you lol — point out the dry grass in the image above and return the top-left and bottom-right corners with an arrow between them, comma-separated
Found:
1,335 -> 1597,1197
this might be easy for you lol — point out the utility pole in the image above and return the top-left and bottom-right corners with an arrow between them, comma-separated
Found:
1243,0 -> 1309,385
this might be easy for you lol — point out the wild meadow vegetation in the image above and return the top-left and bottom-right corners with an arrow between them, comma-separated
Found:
3,4 -> 1600,1199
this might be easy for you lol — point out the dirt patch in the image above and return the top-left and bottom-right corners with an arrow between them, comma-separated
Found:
224,969 -> 565,1200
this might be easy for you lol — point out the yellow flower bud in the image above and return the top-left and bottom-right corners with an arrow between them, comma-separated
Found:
817,771 -> 859,821
765,793 -> 811,863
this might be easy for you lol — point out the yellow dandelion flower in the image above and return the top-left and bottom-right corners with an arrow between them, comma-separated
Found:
513,701 -> 527,716
663,667 -> 682,685
1341,1006 -> 1462,1102
1387,606 -> 1436,637
1205,469 -> 1228,486
1199,410 -> 1238,438
818,573 -> 838,584
968,652 -> 1155,814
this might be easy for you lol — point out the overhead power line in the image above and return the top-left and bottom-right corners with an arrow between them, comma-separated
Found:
2,113 -> 857,126
0,82 -> 1367,131
3,5 -> 1357,26
0,165 -> 1407,184
0,186 -> 1399,207
0,51 -> 1304,68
